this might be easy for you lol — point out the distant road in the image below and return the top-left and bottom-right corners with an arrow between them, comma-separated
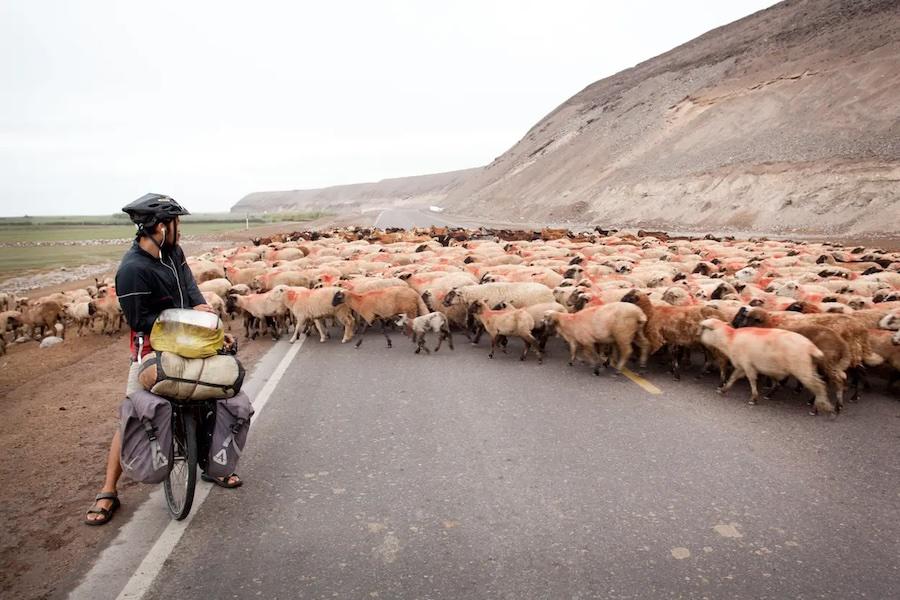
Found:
373,208 -> 462,229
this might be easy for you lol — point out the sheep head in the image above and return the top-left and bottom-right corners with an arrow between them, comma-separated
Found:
731,306 -> 767,328
331,290 -> 347,307
619,289 -> 642,306
563,266 -> 582,279
442,288 -> 459,307
569,291 -> 591,311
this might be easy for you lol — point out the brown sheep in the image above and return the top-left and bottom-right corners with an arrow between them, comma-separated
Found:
18,300 -> 66,339
331,287 -> 428,348
89,293 -> 124,335
542,302 -> 648,374
277,286 -> 355,344
620,289 -> 708,380
470,300 -> 540,361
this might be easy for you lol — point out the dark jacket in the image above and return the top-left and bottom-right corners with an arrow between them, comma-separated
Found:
115,240 -> 206,335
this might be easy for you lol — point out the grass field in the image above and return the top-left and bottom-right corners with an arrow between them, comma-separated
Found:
0,211 -> 324,243
0,211 -> 325,280
0,222 -> 254,243
0,245 -> 127,278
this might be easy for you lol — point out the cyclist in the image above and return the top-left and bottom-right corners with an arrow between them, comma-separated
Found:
84,193 -> 241,526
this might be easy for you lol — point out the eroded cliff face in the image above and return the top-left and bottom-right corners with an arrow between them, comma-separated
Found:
443,0 -> 900,236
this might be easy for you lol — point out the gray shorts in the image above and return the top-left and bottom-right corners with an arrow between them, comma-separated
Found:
115,360 -> 144,424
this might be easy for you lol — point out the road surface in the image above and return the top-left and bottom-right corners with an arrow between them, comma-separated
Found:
372,208 -> 461,229
70,327 -> 900,599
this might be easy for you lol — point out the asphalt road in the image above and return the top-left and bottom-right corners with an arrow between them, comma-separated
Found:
136,331 -> 900,600
372,208 -> 460,229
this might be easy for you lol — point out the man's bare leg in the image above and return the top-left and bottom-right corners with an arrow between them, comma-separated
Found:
85,431 -> 122,523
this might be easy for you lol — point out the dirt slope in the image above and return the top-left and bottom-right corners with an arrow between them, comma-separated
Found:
231,168 -> 479,214
443,0 -> 900,236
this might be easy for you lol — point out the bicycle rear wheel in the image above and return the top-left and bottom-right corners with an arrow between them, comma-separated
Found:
164,410 -> 197,520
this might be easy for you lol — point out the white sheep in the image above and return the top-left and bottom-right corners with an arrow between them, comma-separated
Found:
442,282 -> 554,310
699,318 -> 832,415
63,301 -> 96,336
395,312 -> 454,354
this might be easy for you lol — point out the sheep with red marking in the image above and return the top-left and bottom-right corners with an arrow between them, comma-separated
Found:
273,286 -> 355,344
699,318 -> 833,415
226,287 -> 289,340
331,286 -> 428,348
541,302 -> 649,374
469,300 -> 541,361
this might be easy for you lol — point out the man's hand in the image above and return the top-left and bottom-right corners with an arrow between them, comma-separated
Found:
194,304 -> 215,313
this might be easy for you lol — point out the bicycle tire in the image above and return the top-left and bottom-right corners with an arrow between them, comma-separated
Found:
164,410 -> 197,520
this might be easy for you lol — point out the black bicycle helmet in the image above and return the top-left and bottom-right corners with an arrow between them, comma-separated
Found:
122,193 -> 190,231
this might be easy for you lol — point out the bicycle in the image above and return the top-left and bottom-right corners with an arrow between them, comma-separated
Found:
163,398 -> 215,520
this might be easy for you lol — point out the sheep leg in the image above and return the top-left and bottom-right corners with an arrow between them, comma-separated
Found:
718,365 -> 745,395
847,367 -> 863,402
380,319 -> 393,348
832,372 -> 846,413
354,321 -> 370,348
415,332 -> 430,354
432,331 -> 443,353
668,344 -> 681,381
520,334 -> 537,362
634,328 -> 650,368
266,316 -> 280,341
488,335 -> 497,359
798,370 -> 833,417
472,323 -> 485,345
762,376 -> 783,400
340,315 -> 354,343
613,331 -> 635,371
314,318 -> 328,343
566,340 -> 579,366
289,318 -> 303,343
745,367 -> 761,405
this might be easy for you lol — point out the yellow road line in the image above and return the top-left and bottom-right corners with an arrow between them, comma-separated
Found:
620,367 -> 663,395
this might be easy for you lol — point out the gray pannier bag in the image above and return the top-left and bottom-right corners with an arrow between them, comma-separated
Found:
119,390 -> 173,484
206,391 -> 254,479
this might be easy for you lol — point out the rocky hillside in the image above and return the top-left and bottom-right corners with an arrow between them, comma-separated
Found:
443,0 -> 900,237
231,168 -> 479,215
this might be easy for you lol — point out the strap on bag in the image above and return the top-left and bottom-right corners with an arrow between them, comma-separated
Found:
141,418 -> 168,471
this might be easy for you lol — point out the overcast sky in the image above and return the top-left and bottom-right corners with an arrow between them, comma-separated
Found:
1,0 -> 777,216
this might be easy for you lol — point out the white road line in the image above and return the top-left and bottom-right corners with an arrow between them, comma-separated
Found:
113,336 -> 306,600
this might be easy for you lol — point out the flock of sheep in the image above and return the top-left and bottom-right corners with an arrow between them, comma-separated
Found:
2,226 -> 899,417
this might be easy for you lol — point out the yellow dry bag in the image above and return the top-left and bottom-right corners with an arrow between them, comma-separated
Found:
150,308 -> 224,359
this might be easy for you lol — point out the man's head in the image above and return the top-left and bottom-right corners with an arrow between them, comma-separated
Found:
122,193 -> 190,253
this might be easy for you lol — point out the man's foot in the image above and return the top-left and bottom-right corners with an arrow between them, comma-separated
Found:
84,491 -> 120,526
201,473 -> 242,488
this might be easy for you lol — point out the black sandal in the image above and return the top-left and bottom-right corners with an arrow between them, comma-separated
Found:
201,473 -> 243,488
84,491 -> 120,526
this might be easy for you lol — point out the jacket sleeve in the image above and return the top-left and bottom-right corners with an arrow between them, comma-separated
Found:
115,265 -> 158,333
178,248 -> 207,307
